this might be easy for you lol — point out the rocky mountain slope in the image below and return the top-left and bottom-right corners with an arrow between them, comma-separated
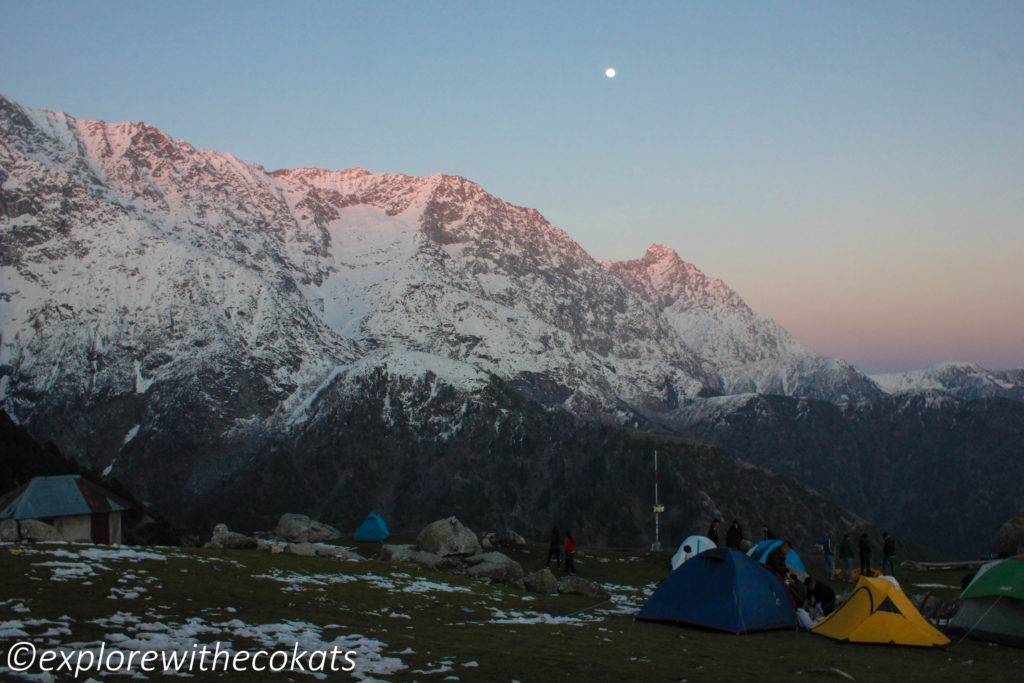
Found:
0,93 -> 719,440
874,362 -> 1024,403
666,391 -> 1024,558
1,94 -> 1017,554
605,244 -> 883,402
0,94 -> 746,542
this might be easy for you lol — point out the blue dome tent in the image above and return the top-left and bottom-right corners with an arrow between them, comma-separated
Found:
637,548 -> 797,633
354,512 -> 389,542
747,539 -> 808,575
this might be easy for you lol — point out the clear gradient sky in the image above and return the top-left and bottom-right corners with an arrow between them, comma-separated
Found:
2,1 -> 1022,373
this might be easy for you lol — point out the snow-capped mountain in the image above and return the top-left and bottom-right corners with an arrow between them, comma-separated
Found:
3,95 -> 1019,554
873,362 -> 1024,402
604,245 -> 883,402
0,93 -> 720,448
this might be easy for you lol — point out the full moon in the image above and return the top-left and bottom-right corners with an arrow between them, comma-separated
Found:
605,67 -> 616,78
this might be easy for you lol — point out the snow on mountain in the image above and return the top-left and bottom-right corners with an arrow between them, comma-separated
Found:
0,93 -> 719,460
604,245 -> 883,402
5,95 -> 1016,552
873,362 -> 1024,402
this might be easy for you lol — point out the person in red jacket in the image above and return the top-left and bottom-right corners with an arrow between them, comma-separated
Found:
564,531 -> 577,575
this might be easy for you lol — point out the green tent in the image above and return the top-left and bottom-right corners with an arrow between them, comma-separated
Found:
950,556 -> 1024,648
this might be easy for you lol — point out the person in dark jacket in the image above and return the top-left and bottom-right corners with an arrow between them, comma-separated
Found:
766,541 -> 792,578
838,533 -> 854,581
725,520 -> 743,549
546,526 -> 561,569
706,519 -> 721,546
881,532 -> 897,576
762,525 -> 776,541
858,533 -> 872,577
564,531 -> 577,575
804,576 -> 837,615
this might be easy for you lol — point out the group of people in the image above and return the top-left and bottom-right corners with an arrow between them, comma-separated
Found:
546,526 -> 577,575
705,520 -> 903,628
705,518 -> 761,550
705,518 -> 778,549
823,530 -> 898,581
758,536 -> 837,627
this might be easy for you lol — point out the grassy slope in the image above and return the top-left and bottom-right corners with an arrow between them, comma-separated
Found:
0,539 -> 1019,682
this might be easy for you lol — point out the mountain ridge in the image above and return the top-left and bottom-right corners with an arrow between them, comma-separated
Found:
605,244 -> 884,402
2,94 -> 1020,556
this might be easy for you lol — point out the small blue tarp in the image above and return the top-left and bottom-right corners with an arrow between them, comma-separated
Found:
354,512 -> 389,542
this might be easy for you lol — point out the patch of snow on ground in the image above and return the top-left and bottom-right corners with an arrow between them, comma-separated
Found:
399,579 -> 473,594
486,609 -> 593,626
33,561 -> 102,581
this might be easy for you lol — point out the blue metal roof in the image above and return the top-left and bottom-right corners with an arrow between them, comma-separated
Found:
0,475 -> 129,520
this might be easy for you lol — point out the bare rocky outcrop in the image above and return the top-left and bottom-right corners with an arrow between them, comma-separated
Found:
274,514 -> 342,544
257,539 -> 285,554
992,517 -> 1024,556
523,568 -> 559,594
285,541 -> 362,559
380,543 -> 466,571
557,575 -> 610,600
416,517 -> 482,557
1,519 -> 19,542
480,530 -> 527,550
465,551 -> 524,585
18,519 -> 64,542
207,523 -> 258,550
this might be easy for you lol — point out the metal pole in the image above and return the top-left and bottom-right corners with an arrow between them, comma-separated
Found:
652,449 -> 662,550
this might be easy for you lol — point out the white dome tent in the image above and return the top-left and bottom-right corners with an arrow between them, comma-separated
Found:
670,535 -> 717,570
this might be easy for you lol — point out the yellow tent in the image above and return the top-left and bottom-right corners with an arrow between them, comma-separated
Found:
811,576 -> 949,648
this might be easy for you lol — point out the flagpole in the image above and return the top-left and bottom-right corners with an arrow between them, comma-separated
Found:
652,449 -> 663,550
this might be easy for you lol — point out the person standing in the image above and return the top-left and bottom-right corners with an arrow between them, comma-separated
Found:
882,532 -> 897,576
726,520 -> 743,549
858,532 -> 872,577
762,525 -> 775,541
838,533 -> 854,581
546,526 -> 561,569
822,531 -> 835,580
706,519 -> 721,546
766,540 -> 792,580
564,531 -> 577,575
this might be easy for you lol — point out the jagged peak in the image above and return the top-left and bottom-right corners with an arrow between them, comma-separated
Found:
643,243 -> 681,262
607,244 -> 734,304
927,360 -> 986,373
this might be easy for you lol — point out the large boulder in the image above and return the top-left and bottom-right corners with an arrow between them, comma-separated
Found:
275,513 -> 342,543
18,519 -> 63,542
416,517 -> 482,557
257,539 -> 285,554
557,575 -> 611,600
382,544 -> 444,570
310,543 -> 363,560
465,551 -> 525,585
480,530 -> 527,550
523,568 -> 559,594
285,542 -> 316,557
381,543 -> 468,571
1,519 -> 19,542
992,517 -> 1024,556
207,523 -> 258,550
